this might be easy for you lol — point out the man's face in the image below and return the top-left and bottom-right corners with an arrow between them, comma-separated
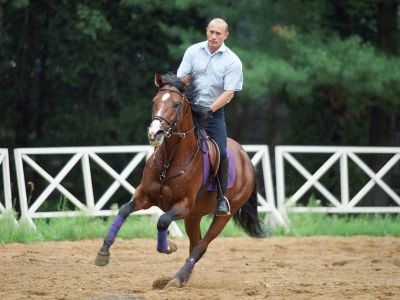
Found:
206,21 -> 229,53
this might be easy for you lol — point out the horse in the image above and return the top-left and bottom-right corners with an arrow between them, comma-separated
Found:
95,73 -> 266,289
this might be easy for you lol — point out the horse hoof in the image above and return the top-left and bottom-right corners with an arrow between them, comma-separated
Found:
95,252 -> 110,266
157,240 -> 178,254
167,240 -> 177,254
165,277 -> 183,289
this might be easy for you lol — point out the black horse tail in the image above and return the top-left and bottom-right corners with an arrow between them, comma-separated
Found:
233,171 -> 267,238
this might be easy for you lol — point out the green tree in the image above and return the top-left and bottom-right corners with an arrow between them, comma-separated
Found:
0,0 -> 206,149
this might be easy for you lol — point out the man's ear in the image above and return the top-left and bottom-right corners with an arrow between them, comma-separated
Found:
154,73 -> 163,88
224,30 -> 229,40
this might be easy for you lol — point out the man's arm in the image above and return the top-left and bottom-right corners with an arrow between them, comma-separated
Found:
177,47 -> 193,79
210,90 -> 235,112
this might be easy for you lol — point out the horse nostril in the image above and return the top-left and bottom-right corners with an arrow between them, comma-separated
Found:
155,130 -> 164,139
148,129 -> 165,147
148,130 -> 164,141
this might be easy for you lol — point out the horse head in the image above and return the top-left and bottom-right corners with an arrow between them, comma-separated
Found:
148,73 -> 190,147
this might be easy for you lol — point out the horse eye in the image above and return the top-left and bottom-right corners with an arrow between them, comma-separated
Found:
173,101 -> 180,108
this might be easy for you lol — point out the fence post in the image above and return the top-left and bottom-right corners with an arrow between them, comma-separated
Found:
14,149 -> 35,227
0,149 -> 15,222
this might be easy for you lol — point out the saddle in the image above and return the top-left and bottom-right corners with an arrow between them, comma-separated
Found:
201,137 -> 236,191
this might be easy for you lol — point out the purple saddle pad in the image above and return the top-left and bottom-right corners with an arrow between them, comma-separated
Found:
203,147 -> 236,191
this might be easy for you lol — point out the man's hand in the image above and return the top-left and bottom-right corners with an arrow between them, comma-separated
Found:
190,104 -> 213,121
204,107 -> 213,118
182,75 -> 191,85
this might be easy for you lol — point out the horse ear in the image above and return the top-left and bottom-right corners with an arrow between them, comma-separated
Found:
154,73 -> 163,88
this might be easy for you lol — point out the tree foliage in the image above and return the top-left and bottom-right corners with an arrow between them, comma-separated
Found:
0,0 -> 205,148
0,0 -> 399,149
198,0 -> 400,146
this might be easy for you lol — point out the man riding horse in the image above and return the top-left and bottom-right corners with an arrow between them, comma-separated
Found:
95,18 -> 263,289
177,18 -> 243,216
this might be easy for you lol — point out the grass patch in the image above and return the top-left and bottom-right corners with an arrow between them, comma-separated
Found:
273,213 -> 400,237
0,212 -> 43,243
34,213 -> 246,241
1,211 -> 399,244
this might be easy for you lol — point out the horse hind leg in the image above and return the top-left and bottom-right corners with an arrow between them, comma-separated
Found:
94,198 -> 135,266
164,215 -> 231,289
184,215 -> 202,254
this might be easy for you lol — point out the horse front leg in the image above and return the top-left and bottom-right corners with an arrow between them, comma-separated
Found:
156,205 -> 189,254
94,198 -> 134,266
95,193 -> 149,267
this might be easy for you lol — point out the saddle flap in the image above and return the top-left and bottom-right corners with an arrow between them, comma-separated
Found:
207,139 -> 220,178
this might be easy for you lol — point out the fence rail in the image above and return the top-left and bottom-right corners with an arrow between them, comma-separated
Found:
13,145 -> 284,235
0,149 -> 12,216
275,146 -> 400,220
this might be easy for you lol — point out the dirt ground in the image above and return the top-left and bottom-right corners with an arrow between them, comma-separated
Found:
1,236 -> 400,300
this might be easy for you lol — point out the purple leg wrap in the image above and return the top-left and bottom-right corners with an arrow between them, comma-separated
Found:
104,215 -> 125,245
176,258 -> 196,283
157,229 -> 169,252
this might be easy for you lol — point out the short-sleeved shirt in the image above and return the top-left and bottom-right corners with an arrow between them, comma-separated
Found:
177,41 -> 243,107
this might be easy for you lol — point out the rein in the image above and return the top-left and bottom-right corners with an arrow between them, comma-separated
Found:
154,141 -> 200,184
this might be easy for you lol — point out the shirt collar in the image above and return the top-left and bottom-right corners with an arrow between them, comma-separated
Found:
201,41 -> 227,55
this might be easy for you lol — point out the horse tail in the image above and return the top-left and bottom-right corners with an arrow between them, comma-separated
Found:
233,169 -> 267,238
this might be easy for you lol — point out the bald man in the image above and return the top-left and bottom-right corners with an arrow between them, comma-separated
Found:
177,18 -> 243,216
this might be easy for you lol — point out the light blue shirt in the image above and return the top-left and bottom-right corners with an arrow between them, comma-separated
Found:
177,41 -> 243,106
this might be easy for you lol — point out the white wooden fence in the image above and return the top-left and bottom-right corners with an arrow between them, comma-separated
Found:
275,146 -> 400,222
242,145 -> 286,227
7,145 -> 400,233
13,145 -> 285,235
0,149 -> 13,216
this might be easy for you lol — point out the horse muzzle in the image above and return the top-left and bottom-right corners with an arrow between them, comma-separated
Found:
148,119 -> 166,147
148,130 -> 165,147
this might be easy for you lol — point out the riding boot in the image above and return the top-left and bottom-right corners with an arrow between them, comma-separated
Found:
215,158 -> 231,216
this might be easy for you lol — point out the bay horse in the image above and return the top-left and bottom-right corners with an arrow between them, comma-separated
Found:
95,73 -> 266,288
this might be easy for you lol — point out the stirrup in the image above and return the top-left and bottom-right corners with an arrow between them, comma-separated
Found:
214,196 -> 231,216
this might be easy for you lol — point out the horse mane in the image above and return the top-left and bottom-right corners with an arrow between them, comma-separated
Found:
161,73 -> 206,139
159,73 -> 186,94
160,73 -> 198,103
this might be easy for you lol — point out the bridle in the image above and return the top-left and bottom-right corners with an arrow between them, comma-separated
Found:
152,87 -> 194,139
151,86 -> 199,186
